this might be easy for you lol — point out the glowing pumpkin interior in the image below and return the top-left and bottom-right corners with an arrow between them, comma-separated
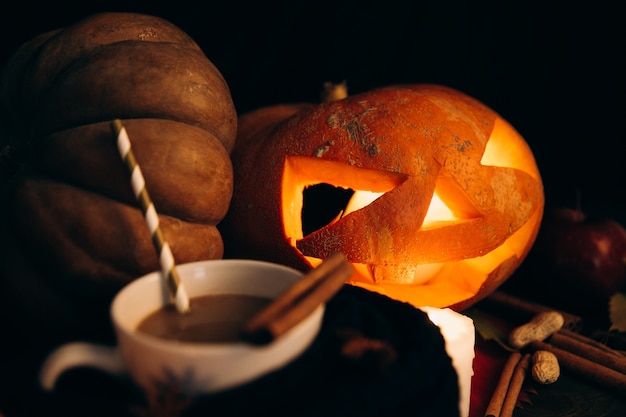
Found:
281,117 -> 543,310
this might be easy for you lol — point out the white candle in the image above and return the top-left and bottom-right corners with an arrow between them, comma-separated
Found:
421,307 -> 475,417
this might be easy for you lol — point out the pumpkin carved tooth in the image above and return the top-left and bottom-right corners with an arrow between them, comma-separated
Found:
221,84 -> 544,311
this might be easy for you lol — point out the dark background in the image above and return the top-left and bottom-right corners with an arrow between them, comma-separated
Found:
1,0 -> 624,223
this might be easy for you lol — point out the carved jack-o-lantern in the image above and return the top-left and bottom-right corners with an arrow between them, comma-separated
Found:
221,84 -> 544,310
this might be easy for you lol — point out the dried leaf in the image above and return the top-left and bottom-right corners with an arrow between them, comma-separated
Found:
464,307 -> 515,351
609,292 -> 626,332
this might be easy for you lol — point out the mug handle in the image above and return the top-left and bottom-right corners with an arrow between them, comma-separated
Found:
39,342 -> 126,390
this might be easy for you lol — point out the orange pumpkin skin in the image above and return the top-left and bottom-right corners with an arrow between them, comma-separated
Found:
0,13 -> 236,347
222,84 -> 544,311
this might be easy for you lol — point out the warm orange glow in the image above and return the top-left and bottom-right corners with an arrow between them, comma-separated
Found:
344,190 -> 383,216
345,189 -> 458,226
282,155 -> 406,248
482,117 -> 540,181
345,116 -> 544,310
349,204 -> 543,309
300,187 -> 460,284
423,190 -> 458,227
275,101 -> 543,311
339,190 -> 455,284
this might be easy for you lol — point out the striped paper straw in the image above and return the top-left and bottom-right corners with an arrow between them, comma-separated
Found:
111,119 -> 190,313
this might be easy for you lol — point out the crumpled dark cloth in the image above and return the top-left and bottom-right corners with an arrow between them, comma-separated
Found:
0,285 -> 460,417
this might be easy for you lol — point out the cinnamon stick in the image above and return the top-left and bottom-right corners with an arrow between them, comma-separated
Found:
530,340 -> 626,395
499,353 -> 531,417
484,352 -> 522,417
550,330 -> 626,375
558,329 -> 625,356
482,291 -> 582,330
242,252 -> 353,344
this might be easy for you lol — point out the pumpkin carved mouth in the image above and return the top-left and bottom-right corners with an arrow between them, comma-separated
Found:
283,155 -> 486,284
292,159 -> 479,239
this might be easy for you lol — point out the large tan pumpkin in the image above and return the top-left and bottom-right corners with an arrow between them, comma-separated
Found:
221,84 -> 544,311
0,12 -> 236,348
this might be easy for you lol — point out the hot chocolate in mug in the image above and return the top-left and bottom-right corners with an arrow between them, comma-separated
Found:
39,259 -> 325,396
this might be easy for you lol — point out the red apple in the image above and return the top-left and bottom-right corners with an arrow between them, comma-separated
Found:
512,207 -> 626,315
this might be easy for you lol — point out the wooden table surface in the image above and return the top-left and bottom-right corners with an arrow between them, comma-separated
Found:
513,375 -> 626,417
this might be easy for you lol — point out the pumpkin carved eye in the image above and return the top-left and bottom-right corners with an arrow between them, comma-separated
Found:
301,181 -> 463,232
301,183 -> 355,236
282,156 -> 407,245
294,161 -> 469,247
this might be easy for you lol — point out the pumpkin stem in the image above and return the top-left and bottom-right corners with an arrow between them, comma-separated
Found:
321,81 -> 348,103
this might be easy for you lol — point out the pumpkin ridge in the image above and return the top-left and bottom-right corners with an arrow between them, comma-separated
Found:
19,12 -> 202,102
28,42 -> 235,148
8,177 -> 225,279
28,123 -> 233,224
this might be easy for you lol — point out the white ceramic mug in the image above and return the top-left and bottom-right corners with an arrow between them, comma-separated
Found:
39,259 -> 324,396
